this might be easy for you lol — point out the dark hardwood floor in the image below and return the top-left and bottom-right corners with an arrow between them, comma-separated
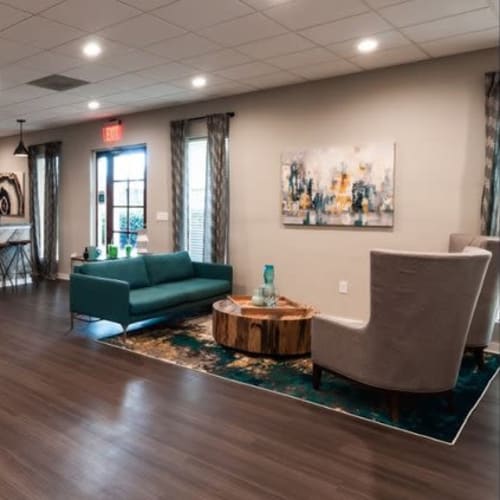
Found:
0,281 -> 498,500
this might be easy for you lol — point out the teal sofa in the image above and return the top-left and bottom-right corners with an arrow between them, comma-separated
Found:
70,251 -> 232,333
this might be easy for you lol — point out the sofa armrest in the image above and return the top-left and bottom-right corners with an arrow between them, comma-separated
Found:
193,262 -> 233,284
70,273 -> 130,325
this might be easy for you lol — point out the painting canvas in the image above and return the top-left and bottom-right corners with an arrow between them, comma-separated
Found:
281,143 -> 395,227
0,172 -> 25,217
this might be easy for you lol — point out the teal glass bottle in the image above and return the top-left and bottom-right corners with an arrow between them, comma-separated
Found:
263,264 -> 275,285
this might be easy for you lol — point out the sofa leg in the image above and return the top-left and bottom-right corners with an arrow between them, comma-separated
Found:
473,347 -> 485,370
312,363 -> 323,390
122,324 -> 128,340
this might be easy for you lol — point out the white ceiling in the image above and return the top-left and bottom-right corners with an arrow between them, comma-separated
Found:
0,0 -> 498,137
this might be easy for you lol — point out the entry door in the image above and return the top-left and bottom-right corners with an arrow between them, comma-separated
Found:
96,146 -> 146,250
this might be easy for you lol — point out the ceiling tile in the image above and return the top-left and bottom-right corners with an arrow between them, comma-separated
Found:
0,38 -> 42,67
263,0 -> 368,30
135,62 -> 198,81
62,64 -> 125,83
185,49 -> 251,71
240,70 -> 305,88
363,0 -> 406,7
236,33 -> 315,58
201,13 -> 287,46
0,85 -> 54,107
146,33 -> 221,59
380,0 -> 490,28
290,59 -> 360,79
98,14 -> 185,47
26,92 -> 87,109
349,44 -> 428,69
328,30 -> 411,58
215,61 -> 278,79
402,8 -> 498,42
42,0 -> 141,31
118,0 -> 178,11
0,64 -> 47,90
153,0 -> 253,30
0,17 -> 84,49
242,0 -> 294,8
300,12 -> 392,45
266,47 -> 338,69
0,4 -> 31,30
18,51 -> 83,73
168,73 -> 228,89
420,27 -> 499,57
52,36 -> 131,60
99,49 -> 167,72
0,0 -> 62,13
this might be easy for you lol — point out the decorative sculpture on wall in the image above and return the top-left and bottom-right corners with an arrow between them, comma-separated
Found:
0,172 -> 25,216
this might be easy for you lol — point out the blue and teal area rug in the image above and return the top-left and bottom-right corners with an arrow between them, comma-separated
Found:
101,316 -> 499,445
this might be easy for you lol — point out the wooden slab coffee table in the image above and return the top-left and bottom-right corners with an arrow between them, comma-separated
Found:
212,296 -> 314,356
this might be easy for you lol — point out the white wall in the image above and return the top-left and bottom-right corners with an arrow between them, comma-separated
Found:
0,48 -> 497,318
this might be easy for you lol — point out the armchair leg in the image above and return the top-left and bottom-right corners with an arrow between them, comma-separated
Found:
387,391 -> 400,422
472,347 -> 485,370
121,324 -> 129,339
312,363 -> 323,390
444,390 -> 455,413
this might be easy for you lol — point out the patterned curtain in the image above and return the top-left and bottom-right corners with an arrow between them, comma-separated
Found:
204,114 -> 230,263
170,120 -> 187,252
28,145 -> 42,277
43,142 -> 60,279
481,72 -> 500,236
28,142 -> 60,279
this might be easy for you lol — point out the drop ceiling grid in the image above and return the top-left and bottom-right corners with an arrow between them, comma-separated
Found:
0,0 -> 498,136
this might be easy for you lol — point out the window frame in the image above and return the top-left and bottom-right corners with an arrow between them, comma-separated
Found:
95,144 -> 147,248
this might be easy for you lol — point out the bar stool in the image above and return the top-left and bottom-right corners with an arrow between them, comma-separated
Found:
0,241 -> 13,288
5,240 -> 32,288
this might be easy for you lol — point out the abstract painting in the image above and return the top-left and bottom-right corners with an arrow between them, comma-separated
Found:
0,172 -> 25,217
281,143 -> 395,227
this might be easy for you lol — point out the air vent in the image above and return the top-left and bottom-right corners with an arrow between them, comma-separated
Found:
27,74 -> 89,92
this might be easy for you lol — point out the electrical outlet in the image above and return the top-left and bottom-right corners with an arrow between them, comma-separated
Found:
339,280 -> 348,294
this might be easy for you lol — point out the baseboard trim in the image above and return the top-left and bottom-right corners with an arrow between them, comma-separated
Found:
58,273 -> 70,281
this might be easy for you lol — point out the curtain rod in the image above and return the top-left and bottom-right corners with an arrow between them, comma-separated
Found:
185,112 -> 235,122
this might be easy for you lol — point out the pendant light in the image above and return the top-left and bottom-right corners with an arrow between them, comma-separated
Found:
13,119 -> 29,157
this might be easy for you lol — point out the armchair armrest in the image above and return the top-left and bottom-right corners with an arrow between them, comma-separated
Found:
193,262 -> 233,284
312,314 -> 367,371
70,273 -> 130,325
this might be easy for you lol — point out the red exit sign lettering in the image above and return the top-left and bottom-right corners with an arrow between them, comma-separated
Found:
102,122 -> 123,143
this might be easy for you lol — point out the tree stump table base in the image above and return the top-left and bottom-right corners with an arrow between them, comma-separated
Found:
212,298 -> 314,356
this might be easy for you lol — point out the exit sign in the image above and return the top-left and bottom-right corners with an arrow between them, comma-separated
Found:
102,121 -> 123,143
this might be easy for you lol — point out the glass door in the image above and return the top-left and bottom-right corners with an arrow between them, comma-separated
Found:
96,146 -> 147,252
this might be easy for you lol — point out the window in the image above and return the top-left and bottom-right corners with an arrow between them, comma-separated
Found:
185,138 -> 207,262
36,156 -> 46,259
96,146 -> 146,252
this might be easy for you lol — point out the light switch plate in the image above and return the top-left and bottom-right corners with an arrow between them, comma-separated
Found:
156,211 -> 169,221
339,280 -> 348,294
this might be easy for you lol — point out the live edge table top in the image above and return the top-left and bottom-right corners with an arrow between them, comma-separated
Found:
212,296 -> 314,356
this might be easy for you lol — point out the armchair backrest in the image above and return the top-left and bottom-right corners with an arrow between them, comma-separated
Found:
449,234 -> 500,347
367,248 -> 491,391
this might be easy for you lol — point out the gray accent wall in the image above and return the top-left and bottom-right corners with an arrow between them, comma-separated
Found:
0,48 -> 497,318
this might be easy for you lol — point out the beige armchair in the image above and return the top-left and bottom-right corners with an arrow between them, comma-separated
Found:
449,234 -> 500,368
312,248 -> 491,417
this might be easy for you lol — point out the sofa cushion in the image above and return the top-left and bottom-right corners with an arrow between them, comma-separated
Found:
144,251 -> 194,285
166,278 -> 231,302
78,258 -> 150,289
128,278 -> 231,315
129,283 -> 188,315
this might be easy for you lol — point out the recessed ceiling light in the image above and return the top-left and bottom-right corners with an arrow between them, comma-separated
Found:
83,41 -> 102,58
88,100 -> 100,110
357,38 -> 378,53
192,76 -> 207,88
